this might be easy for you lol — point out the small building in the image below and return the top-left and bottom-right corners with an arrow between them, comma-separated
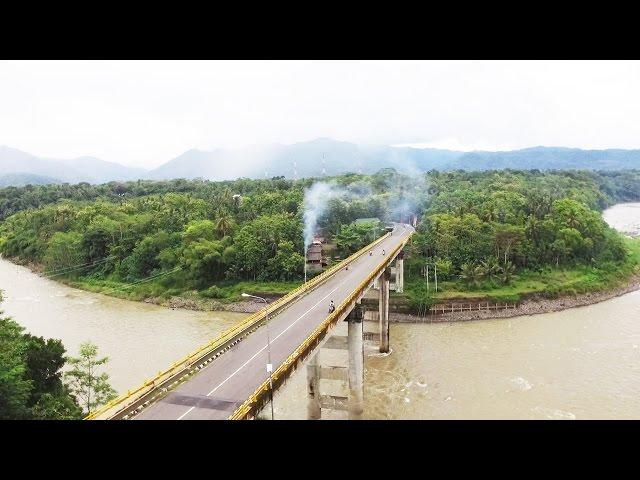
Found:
306,237 -> 328,271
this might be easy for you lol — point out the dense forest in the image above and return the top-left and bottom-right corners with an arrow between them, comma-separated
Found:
2,168 -> 640,417
1,169 -> 640,305
404,170 -> 640,306
0,170 -> 418,302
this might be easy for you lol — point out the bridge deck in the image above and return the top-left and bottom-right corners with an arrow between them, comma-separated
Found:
135,224 -> 413,420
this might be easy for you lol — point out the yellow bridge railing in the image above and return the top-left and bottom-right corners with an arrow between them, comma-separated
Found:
229,230 -> 413,419
85,229 -> 394,420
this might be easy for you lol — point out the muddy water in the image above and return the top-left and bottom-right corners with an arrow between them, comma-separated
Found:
0,258 -> 246,394
2,203 -> 639,418
269,203 -> 640,419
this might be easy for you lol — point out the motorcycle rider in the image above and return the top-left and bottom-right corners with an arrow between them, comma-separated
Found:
329,300 -> 335,313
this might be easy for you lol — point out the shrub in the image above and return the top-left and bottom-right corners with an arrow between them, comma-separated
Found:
200,285 -> 225,299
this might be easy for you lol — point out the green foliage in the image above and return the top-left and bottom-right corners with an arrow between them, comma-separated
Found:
406,287 -> 436,311
0,317 -> 31,419
334,220 -> 383,255
44,231 -> 85,273
0,293 -> 82,419
65,342 -> 117,415
414,170 -> 631,277
2,168 -> 640,307
199,285 -> 225,299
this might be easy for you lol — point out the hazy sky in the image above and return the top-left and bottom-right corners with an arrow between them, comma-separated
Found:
1,60 -> 640,169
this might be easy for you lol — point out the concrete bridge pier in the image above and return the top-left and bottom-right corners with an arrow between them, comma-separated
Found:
347,302 -> 364,419
305,302 -> 365,420
379,267 -> 391,353
395,251 -> 404,293
306,354 -> 322,420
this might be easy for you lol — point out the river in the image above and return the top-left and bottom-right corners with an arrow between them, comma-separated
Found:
269,202 -> 640,419
1,203 -> 640,418
0,260 -> 246,394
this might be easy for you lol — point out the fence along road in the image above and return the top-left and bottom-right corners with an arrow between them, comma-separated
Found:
131,224 -> 413,420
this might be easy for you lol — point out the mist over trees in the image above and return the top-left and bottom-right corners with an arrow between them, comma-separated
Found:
0,168 -> 638,301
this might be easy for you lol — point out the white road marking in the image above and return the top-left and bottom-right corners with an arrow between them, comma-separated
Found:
176,226 -> 409,420
178,278 -> 347,419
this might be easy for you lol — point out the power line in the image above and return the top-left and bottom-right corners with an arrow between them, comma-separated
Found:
95,266 -> 184,297
41,234 -> 144,278
44,256 -> 116,278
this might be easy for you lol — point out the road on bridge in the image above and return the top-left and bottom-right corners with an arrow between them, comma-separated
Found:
135,223 -> 414,420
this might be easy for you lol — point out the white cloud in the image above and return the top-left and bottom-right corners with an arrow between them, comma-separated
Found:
1,60 -> 640,168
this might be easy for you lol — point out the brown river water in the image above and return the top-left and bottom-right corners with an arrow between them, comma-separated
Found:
1,202 -> 640,418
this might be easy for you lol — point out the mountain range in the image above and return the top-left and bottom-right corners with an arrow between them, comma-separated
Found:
3,139 -> 640,187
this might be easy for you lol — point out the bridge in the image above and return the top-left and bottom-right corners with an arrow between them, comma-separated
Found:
87,223 -> 413,420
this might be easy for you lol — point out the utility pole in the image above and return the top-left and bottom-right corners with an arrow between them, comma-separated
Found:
434,261 -> 438,292
426,263 -> 429,291
241,293 -> 274,420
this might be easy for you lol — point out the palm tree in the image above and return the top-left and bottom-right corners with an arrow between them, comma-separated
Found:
460,262 -> 483,289
216,215 -> 232,238
500,261 -> 516,285
480,257 -> 501,283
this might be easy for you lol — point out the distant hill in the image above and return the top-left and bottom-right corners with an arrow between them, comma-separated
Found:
449,146 -> 640,171
56,156 -> 147,183
5,141 -> 640,187
148,138 -> 465,180
0,172 -> 61,188
0,146 -> 68,181
148,149 -> 227,180
149,140 -> 640,180
0,146 -> 147,185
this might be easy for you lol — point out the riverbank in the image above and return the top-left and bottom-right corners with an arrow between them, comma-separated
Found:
392,272 -> 640,323
6,229 -> 640,319
8,253 -> 640,319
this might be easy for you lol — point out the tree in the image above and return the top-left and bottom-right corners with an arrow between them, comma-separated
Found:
215,214 -> 233,238
31,391 -> 82,420
44,231 -> 85,273
65,342 -> 117,414
479,257 -> 501,283
500,261 -> 516,285
265,241 -> 304,280
22,335 -> 66,405
0,293 -> 81,419
493,225 -> 524,264
460,262 -> 483,289
121,231 -> 173,280
0,317 -> 31,419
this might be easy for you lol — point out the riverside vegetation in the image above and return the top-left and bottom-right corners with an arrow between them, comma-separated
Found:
0,292 -> 115,419
2,168 -> 640,416
1,169 -> 640,311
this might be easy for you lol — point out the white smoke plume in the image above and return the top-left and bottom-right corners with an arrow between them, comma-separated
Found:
303,182 -> 341,249
302,166 -> 428,249
303,181 -> 373,248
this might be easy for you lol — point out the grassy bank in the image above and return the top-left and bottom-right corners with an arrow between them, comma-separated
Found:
30,236 -> 640,312
404,237 -> 640,307
65,276 -> 301,307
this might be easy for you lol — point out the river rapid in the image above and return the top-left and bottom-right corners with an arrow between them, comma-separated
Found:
269,202 -> 640,419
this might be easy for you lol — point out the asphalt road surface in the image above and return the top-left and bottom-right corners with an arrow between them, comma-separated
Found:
135,223 -> 413,420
